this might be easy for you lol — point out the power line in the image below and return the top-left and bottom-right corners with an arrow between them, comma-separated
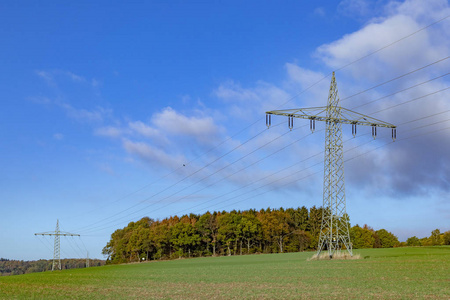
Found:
401,118 -> 450,134
76,17 -> 448,226
170,131 -> 320,216
370,86 -> 450,115
149,114 -> 449,219
78,97 -> 450,236
80,130 -> 379,234
350,72 -> 450,110
35,235 -> 53,253
78,78 -> 449,234
215,139 -> 394,212
65,237 -> 84,259
397,110 -> 450,126
124,128 -> 316,218
335,14 -> 450,72
78,126 -> 309,234
77,87 -> 450,235
398,124 -> 450,141
70,14 -> 450,235
280,14 -> 450,109
72,123 -> 283,232
341,56 -> 450,103
69,118 -> 271,221
78,109 -> 448,235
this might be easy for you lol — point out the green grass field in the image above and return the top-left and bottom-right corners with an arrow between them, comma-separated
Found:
1,247 -> 448,299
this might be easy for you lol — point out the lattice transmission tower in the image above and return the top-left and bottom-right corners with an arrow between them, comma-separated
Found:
266,72 -> 396,258
35,219 -> 80,271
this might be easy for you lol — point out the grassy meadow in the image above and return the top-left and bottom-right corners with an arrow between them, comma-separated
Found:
0,246 -> 448,299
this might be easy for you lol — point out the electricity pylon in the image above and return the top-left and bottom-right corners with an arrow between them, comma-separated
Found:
266,72 -> 396,258
35,219 -> 80,271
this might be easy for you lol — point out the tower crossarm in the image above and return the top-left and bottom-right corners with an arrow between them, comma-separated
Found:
266,107 -> 396,129
34,232 -> 80,237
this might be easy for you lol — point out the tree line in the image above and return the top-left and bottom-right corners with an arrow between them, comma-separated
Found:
405,229 -> 450,246
103,206 -> 449,264
0,258 -> 105,276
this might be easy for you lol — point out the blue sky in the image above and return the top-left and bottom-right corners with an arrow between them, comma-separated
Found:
1,0 -> 449,260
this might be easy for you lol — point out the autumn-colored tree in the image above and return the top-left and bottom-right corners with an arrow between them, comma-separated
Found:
102,206 -> 441,265
406,236 -> 421,246
258,210 -> 290,253
350,225 -> 375,249
217,212 -> 240,256
286,206 -> 309,231
293,230 -> 312,251
308,206 -> 323,249
151,221 -> 171,259
0,259 -> 105,276
375,229 -> 399,248
430,229 -> 442,245
239,213 -> 261,254
195,211 -> 219,256
443,231 -> 450,245
420,237 -> 432,246
102,221 -> 136,264
170,222 -> 200,258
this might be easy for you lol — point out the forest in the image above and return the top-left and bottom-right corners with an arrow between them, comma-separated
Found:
0,258 -> 105,276
101,206 -> 450,264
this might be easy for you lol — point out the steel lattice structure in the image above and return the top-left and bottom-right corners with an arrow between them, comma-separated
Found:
35,219 -> 80,271
266,72 -> 396,258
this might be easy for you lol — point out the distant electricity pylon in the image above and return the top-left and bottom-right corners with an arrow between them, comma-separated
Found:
266,72 -> 396,258
35,219 -> 80,271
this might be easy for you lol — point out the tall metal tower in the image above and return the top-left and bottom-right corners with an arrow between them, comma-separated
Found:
35,219 -> 80,271
266,72 -> 396,258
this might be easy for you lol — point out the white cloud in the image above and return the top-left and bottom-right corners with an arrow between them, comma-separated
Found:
98,106 -> 223,142
28,96 -> 52,105
337,0 -> 373,18
59,102 -> 111,123
317,15 -> 422,76
95,126 -> 123,138
53,133 -> 64,140
214,80 -> 292,119
152,107 -> 221,144
91,106 -> 230,180
304,0 -> 450,199
91,78 -> 100,87
389,0 -> 450,22
32,0 -> 449,205
64,71 -> 85,82
128,121 -> 160,138
285,64 -> 325,87
284,64 -> 330,106
123,139 -> 185,170
35,70 -> 55,86
204,0 -> 450,200
33,69 -> 110,123
313,7 -> 326,17
318,0 -> 450,82
36,69 -> 87,84
97,163 -> 116,176
215,81 -> 260,103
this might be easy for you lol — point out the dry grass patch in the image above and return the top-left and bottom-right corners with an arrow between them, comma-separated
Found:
308,251 -> 361,261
